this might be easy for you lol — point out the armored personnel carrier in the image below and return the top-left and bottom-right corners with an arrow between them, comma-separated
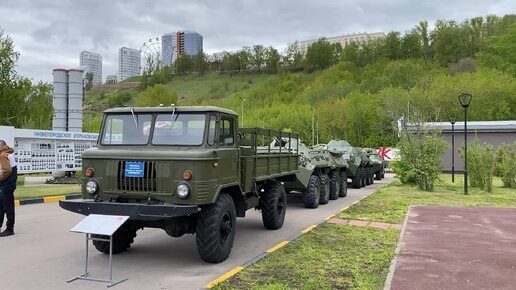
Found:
362,148 -> 385,180
326,140 -> 368,188
270,138 -> 348,209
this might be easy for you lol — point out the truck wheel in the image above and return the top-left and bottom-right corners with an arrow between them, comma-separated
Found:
260,181 -> 287,230
360,168 -> 366,187
319,174 -> 330,205
196,193 -> 236,263
375,170 -> 382,180
329,171 -> 340,200
303,175 -> 320,209
338,171 -> 348,197
365,168 -> 372,185
351,172 -> 361,189
92,222 -> 137,254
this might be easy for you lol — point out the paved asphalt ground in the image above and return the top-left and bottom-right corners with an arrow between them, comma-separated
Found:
1,175 -> 393,290
389,205 -> 516,290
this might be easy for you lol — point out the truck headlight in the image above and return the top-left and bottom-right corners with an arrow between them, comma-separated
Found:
177,183 -> 190,198
85,180 -> 98,194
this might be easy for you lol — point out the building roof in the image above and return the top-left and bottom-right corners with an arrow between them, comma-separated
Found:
418,121 -> 516,133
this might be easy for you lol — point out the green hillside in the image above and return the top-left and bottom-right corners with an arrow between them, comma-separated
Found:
81,14 -> 516,147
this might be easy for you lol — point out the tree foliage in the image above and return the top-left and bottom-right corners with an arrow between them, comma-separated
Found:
135,84 -> 178,107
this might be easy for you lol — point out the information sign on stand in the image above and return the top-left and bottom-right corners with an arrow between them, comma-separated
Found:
68,214 -> 129,287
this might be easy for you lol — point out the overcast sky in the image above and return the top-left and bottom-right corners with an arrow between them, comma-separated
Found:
1,0 -> 514,83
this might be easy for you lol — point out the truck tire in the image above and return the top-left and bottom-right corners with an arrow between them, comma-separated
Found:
360,168 -> 366,187
365,168 -> 372,185
92,222 -> 137,254
329,171 -> 340,200
338,171 -> 348,197
375,170 -> 382,180
303,175 -> 320,209
260,181 -> 287,230
351,172 -> 361,188
196,193 -> 236,263
319,174 -> 330,204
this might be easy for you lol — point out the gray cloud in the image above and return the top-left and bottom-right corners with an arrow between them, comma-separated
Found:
0,0 -> 514,83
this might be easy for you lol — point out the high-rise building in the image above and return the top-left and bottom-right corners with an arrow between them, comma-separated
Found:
79,51 -> 102,85
298,32 -> 385,54
118,47 -> 141,81
162,31 -> 203,66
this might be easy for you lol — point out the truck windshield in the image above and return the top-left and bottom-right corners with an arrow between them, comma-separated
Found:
152,113 -> 206,145
101,114 -> 152,145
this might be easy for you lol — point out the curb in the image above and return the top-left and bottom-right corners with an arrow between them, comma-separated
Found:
383,205 -> 412,290
202,186 -> 381,289
14,194 -> 82,207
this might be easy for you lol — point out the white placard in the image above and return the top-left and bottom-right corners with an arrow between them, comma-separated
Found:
70,214 -> 129,236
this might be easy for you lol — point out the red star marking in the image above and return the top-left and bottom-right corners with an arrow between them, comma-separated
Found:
375,147 -> 392,160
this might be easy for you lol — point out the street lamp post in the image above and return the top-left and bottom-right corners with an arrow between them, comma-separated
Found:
450,121 -> 455,183
241,98 -> 246,127
458,92 -> 472,195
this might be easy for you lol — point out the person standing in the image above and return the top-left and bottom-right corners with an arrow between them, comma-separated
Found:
0,140 -> 17,237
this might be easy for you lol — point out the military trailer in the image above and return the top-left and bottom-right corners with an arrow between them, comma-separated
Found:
269,138 -> 348,209
59,106 -> 299,263
326,140 -> 368,188
362,148 -> 385,180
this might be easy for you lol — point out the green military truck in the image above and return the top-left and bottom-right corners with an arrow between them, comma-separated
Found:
59,106 -> 298,263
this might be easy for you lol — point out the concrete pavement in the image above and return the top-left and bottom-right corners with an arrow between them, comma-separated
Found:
0,175 -> 393,290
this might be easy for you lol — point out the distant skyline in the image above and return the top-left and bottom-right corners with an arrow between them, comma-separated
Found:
0,0 -> 515,83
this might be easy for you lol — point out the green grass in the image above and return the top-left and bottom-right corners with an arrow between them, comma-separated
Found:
338,174 -> 516,224
216,225 -> 398,290
165,73 -> 278,102
215,174 -> 516,290
14,184 -> 81,200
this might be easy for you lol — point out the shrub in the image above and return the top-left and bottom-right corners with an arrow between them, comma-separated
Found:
396,131 -> 448,191
460,139 -> 496,193
495,142 -> 516,188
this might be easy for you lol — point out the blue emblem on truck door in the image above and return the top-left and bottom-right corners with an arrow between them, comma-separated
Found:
125,162 -> 144,177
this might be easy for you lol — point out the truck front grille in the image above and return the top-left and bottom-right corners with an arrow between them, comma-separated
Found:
117,160 -> 157,192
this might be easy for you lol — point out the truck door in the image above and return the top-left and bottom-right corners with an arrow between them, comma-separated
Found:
217,115 -> 239,185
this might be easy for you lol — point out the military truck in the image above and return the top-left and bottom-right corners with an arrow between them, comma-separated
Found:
59,106 -> 299,263
269,138 -> 348,209
362,148 -> 385,180
326,140 -> 368,188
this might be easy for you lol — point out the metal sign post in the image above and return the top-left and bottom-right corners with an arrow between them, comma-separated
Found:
67,214 -> 129,287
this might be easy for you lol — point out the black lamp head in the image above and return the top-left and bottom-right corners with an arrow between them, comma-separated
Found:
458,92 -> 472,108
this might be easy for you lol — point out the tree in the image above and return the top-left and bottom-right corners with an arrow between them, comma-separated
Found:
305,38 -> 341,70
238,47 -> 251,72
135,84 -> 178,107
0,29 -> 32,127
477,24 -> 516,76
20,82 -> 53,129
401,31 -> 423,59
250,45 -> 266,71
415,20 -> 432,60
174,54 -> 194,74
282,41 -> 304,71
85,72 -> 94,90
193,52 -> 208,74
265,46 -> 281,73
383,31 -> 401,60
